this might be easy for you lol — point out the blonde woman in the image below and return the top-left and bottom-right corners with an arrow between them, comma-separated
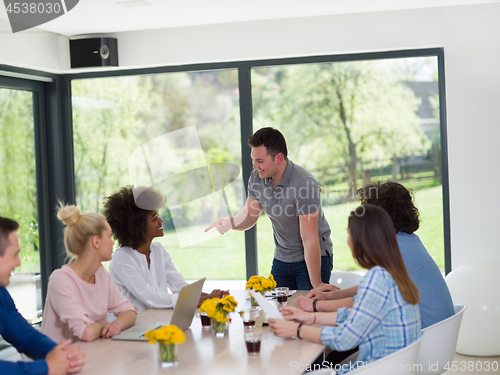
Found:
41,205 -> 138,342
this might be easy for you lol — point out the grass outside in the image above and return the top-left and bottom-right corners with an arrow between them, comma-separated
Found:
156,183 -> 444,280
156,225 -> 247,280
16,179 -> 444,279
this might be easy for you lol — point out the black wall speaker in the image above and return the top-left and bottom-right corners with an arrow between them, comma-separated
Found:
70,38 -> 118,68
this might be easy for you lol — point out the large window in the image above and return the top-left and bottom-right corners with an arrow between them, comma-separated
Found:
72,69 -> 247,279
69,49 -> 449,282
0,86 -> 41,322
252,56 -> 445,272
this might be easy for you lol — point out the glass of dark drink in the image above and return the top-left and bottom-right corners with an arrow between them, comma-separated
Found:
242,308 -> 258,330
275,287 -> 289,306
200,311 -> 211,329
244,332 -> 262,356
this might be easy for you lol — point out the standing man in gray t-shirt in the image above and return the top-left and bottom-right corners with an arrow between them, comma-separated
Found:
205,127 -> 334,290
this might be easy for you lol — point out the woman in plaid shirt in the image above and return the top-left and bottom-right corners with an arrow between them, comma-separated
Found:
269,204 -> 421,373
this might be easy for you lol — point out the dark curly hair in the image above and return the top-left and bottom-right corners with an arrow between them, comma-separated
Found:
357,181 -> 420,234
102,186 -> 165,249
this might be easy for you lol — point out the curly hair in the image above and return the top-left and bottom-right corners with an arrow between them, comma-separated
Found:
102,186 -> 165,249
357,181 -> 420,234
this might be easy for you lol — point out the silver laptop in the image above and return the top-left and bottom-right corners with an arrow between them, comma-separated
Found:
112,278 -> 205,341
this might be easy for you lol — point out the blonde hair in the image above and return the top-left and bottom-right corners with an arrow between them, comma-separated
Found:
57,203 -> 107,260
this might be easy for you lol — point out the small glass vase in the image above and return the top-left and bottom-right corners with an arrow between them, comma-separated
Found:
250,291 -> 264,307
211,317 -> 229,338
158,342 -> 178,368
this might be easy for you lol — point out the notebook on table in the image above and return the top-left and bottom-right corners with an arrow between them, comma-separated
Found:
112,277 -> 205,341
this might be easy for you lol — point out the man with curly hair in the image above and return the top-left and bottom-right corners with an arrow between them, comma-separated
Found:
301,181 -> 454,329
103,186 -> 226,313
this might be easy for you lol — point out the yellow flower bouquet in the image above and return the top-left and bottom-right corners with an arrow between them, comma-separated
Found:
199,295 -> 238,337
144,325 -> 185,367
246,274 -> 277,306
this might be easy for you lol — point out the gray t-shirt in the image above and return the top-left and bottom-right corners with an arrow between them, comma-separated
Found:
247,159 -> 333,263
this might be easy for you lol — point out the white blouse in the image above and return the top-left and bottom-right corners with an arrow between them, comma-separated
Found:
109,242 -> 189,313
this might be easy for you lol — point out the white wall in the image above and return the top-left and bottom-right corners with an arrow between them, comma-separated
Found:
0,19 -> 67,73
1,3 -> 499,269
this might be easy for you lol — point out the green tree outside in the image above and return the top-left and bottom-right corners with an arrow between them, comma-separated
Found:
0,88 -> 39,272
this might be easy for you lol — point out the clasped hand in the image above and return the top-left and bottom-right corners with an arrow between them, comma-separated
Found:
46,339 -> 86,375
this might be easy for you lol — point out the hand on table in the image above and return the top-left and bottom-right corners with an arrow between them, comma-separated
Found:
198,289 -> 230,306
295,295 -> 314,312
101,322 -> 122,338
279,306 -> 314,324
305,289 -> 330,300
64,343 -> 85,374
314,282 -> 341,292
46,340 -> 86,374
268,318 -> 299,339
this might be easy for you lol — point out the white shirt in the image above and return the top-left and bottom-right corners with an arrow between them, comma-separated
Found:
109,242 -> 189,313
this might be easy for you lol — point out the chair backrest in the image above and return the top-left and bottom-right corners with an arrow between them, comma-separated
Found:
329,271 -> 364,289
415,304 -> 466,375
346,335 -> 423,375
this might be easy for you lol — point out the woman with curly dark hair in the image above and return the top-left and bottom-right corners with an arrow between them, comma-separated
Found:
302,181 -> 454,330
358,181 -> 420,234
103,186 -> 226,313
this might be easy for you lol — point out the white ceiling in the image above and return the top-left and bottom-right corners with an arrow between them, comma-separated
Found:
1,0 -> 498,37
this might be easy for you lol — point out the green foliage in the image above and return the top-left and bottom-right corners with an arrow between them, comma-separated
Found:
207,147 -> 233,164
73,71 -> 244,234
0,88 -> 39,272
72,76 -> 151,213
386,57 -> 439,82
13,213 -> 39,269
252,61 -> 431,190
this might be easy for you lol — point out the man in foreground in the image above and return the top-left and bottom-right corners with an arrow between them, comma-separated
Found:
0,216 -> 86,374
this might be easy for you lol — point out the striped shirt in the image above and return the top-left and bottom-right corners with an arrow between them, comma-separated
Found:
320,266 -> 421,373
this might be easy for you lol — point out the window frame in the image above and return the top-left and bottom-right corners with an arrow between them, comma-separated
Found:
0,67 -> 75,306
